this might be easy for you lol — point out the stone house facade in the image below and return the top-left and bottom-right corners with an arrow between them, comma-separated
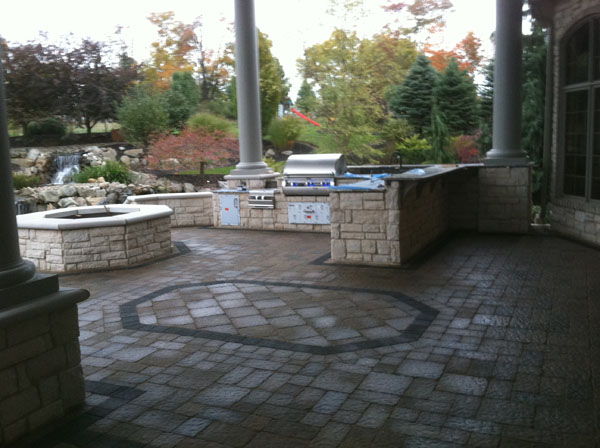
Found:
534,0 -> 600,245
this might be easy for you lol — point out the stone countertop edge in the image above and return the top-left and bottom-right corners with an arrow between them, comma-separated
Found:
125,192 -> 214,202
0,287 -> 89,327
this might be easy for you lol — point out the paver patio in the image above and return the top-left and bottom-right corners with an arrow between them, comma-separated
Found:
27,228 -> 600,447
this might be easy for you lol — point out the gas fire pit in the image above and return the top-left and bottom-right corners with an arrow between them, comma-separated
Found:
17,204 -> 174,273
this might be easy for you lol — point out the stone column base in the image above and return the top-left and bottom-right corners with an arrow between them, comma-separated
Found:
0,276 -> 88,446
478,166 -> 531,234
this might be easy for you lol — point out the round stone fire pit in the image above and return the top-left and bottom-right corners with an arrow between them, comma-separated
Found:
17,204 -> 174,273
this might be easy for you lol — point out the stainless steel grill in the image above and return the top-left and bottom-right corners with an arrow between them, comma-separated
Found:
282,154 -> 346,196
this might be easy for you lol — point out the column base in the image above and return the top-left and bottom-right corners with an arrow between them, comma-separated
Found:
225,171 -> 280,190
483,156 -> 530,167
0,279 -> 89,446
484,148 -> 530,166
0,259 -> 36,289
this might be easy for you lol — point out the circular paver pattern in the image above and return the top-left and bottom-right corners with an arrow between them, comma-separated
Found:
120,280 -> 438,354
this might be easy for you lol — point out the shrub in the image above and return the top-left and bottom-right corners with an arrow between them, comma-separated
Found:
188,113 -> 233,136
25,118 -> 66,136
117,87 -> 169,146
264,157 -> 285,173
448,135 -> 481,163
397,135 -> 431,164
268,117 -> 302,152
73,160 -> 132,183
147,128 -> 238,173
12,174 -> 42,189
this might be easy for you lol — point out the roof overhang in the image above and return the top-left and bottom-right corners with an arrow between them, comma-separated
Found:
530,0 -> 558,27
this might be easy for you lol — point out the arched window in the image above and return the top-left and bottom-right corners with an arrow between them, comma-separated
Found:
562,17 -> 600,199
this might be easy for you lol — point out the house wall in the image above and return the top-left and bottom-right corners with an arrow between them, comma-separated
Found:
548,0 -> 600,245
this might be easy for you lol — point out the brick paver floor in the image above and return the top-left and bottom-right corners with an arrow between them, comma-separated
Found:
31,228 -> 599,447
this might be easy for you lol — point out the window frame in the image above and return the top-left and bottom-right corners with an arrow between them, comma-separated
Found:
559,15 -> 600,202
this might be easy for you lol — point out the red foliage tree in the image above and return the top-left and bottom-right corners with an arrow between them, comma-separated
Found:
425,31 -> 483,73
147,128 -> 238,173
449,134 -> 480,163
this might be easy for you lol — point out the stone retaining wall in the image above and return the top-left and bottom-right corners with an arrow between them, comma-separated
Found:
126,193 -> 214,227
19,217 -> 172,273
0,305 -> 84,446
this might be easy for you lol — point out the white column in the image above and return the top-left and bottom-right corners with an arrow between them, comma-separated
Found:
229,0 -> 272,177
485,0 -> 529,165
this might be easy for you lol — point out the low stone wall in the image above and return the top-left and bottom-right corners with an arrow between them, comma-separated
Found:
0,304 -> 84,445
126,192 -> 214,227
549,200 -> 600,246
213,191 -> 330,232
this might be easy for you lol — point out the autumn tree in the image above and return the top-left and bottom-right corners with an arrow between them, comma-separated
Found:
387,54 -> 438,136
433,58 -> 478,136
298,29 -> 417,161
298,29 -> 383,161
425,32 -> 483,73
383,0 -> 454,36
144,11 -> 196,89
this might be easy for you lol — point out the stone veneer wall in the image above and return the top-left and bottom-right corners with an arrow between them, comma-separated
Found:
330,178 -> 448,265
0,305 -> 84,446
478,166 -> 531,234
126,193 -> 213,227
213,191 -> 330,233
547,0 -> 600,245
19,217 -> 172,272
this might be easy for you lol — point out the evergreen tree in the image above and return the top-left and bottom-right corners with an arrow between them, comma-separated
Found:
478,61 -> 494,152
430,103 -> 450,163
163,71 -> 201,129
522,23 -> 546,169
434,58 -> 479,136
296,79 -> 318,114
386,54 -> 437,136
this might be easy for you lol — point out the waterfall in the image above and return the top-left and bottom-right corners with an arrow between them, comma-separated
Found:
51,154 -> 80,184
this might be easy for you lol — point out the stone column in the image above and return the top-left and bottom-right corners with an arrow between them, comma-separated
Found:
485,0 -> 529,165
0,46 -> 35,289
228,0 -> 272,177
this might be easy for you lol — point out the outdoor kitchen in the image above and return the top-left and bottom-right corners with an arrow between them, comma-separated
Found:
209,154 -> 526,266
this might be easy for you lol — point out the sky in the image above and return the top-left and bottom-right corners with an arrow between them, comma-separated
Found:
0,0 -> 497,96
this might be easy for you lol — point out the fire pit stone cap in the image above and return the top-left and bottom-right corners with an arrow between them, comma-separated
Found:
16,204 -> 173,230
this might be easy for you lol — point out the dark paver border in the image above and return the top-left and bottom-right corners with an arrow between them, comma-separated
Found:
119,280 -> 439,355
